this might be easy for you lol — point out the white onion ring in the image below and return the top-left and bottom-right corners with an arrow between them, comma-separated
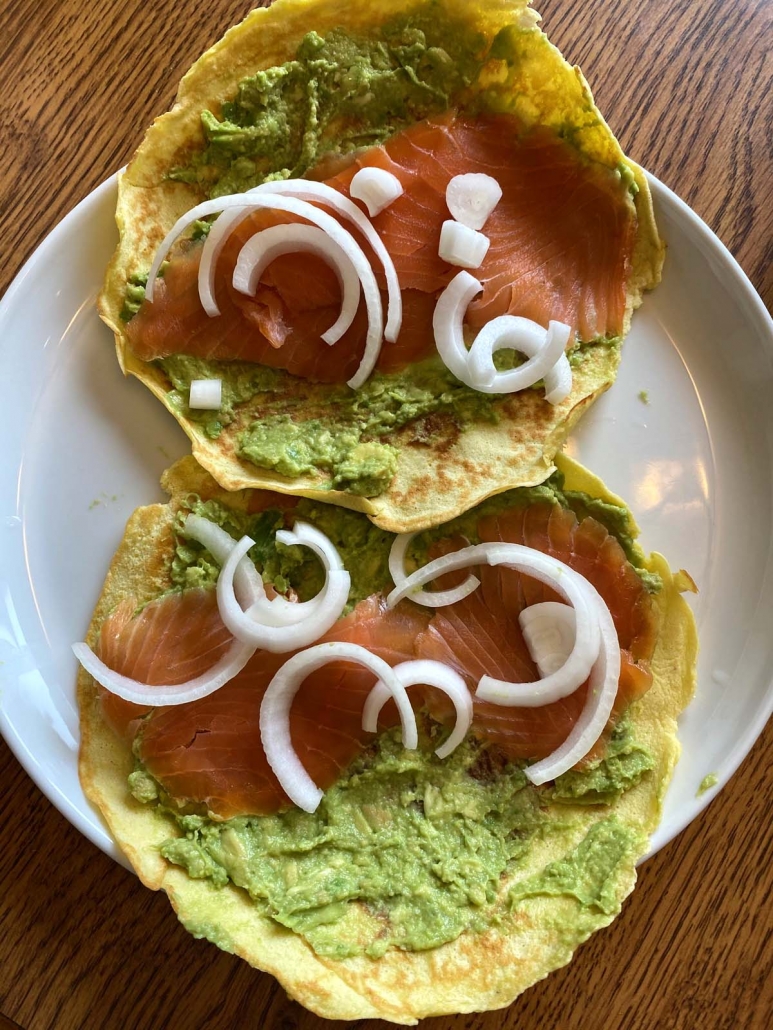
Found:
188,378 -> 222,409
520,602 -> 576,676
386,540 -> 623,778
232,223 -> 360,346
349,167 -> 404,217
248,179 -> 402,342
217,534 -> 350,651
544,353 -> 573,405
145,192 -> 383,389
362,659 -> 472,759
445,173 -> 503,231
200,179 -> 402,340
432,272 -> 571,403
386,542 -> 601,707
524,590 -> 620,784
467,318 -> 571,397
185,514 -> 350,644
260,643 -> 418,812
388,532 -> 479,608
183,514 -> 264,607
438,220 -> 490,269
432,270 -> 483,382
71,636 -> 256,707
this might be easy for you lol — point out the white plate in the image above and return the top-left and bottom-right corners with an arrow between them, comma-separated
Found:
1,173 -> 772,868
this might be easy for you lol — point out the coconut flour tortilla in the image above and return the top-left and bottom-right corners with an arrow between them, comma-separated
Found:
98,0 -> 664,533
78,454 -> 696,1023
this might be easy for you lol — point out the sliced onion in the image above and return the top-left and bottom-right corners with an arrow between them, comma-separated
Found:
544,353 -> 573,405
520,602 -> 576,676
446,173 -> 503,230
260,643 -> 418,812
185,514 -> 350,645
145,192 -> 383,389
198,204 -> 251,317
362,659 -> 472,759
72,636 -> 256,707
232,224 -> 360,346
188,378 -> 222,409
433,270 -> 483,382
350,167 -> 403,216
467,318 -> 571,396
195,184 -> 400,341
388,532 -> 479,608
438,220 -> 490,269
524,590 -> 620,785
217,534 -> 350,651
387,542 -> 601,706
248,180 -> 402,343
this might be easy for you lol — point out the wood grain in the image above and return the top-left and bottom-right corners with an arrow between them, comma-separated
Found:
1,1 -> 771,1028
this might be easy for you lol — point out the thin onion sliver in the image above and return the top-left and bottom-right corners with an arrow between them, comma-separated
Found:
260,643 -> 418,812
362,659 -> 472,759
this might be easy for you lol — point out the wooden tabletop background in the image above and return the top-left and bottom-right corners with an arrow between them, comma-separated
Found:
1,1 -> 771,1028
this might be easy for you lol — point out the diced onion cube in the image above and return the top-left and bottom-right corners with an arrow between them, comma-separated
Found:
446,173 -> 503,230
438,221 -> 490,269
189,379 -> 222,409
350,168 -> 404,216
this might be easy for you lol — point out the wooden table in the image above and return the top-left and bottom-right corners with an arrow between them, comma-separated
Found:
1,1 -> 771,1027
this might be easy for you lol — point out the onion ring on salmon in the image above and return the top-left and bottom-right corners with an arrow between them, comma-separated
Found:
387,540 -> 623,780
388,531 -> 480,608
71,635 -> 256,707
349,167 -> 404,217
260,643 -> 418,812
519,602 -> 576,676
524,593 -> 621,785
432,271 -> 572,402
232,223 -> 360,346
362,659 -> 472,760
185,514 -> 351,646
197,178 -> 403,342
445,172 -> 502,230
386,540 -> 622,778
247,179 -> 402,342
145,192 -> 384,389
387,543 -> 603,704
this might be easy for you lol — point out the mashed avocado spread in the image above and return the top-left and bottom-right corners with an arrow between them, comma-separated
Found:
160,353 -> 500,497
159,343 -> 616,498
169,6 -> 487,196
134,725 -> 647,959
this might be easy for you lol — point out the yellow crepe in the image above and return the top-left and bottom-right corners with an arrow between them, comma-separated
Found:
78,453 -> 696,1023
98,0 -> 664,533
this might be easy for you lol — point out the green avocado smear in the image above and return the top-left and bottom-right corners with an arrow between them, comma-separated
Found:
169,5 -> 488,196
160,353 -> 501,498
158,341 -> 617,500
139,725 -> 650,959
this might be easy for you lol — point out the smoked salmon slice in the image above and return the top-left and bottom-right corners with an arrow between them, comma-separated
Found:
126,113 -> 635,383
414,503 -> 656,762
98,593 -> 428,819
95,501 -> 656,816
